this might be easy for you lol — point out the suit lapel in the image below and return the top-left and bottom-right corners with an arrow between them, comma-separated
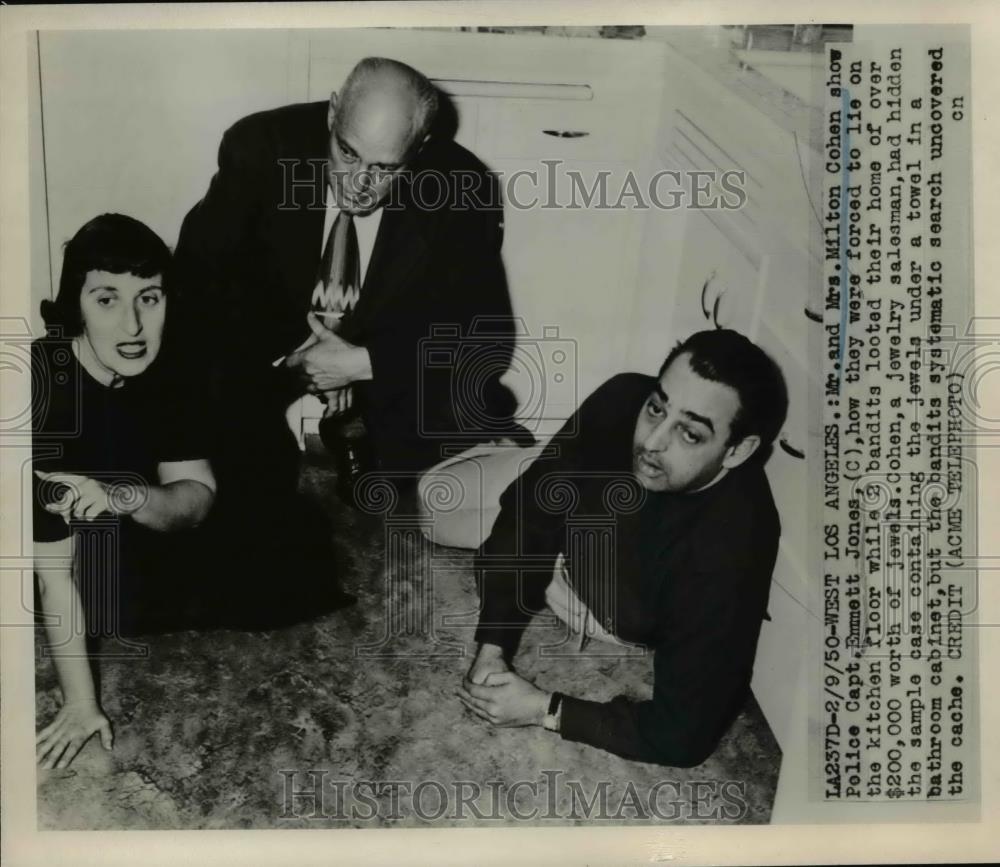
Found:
276,191 -> 325,294
349,197 -> 433,336
273,107 -> 329,334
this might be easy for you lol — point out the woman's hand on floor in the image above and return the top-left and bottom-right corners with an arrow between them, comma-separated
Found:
36,701 -> 114,769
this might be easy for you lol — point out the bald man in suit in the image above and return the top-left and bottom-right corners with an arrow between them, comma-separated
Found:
172,57 -> 528,517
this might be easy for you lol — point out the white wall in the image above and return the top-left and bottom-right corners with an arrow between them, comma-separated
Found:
34,29 -> 308,310
28,34 -> 48,337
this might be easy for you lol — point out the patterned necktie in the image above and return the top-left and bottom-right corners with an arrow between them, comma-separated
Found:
311,210 -> 362,421
312,210 -> 361,326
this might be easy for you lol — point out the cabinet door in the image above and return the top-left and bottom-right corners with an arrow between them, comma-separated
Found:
673,210 -> 761,342
754,243 -> 823,614
756,244 -> 824,372
489,157 -> 647,433
752,577 -> 815,750
626,203 -> 763,378
754,318 -> 815,613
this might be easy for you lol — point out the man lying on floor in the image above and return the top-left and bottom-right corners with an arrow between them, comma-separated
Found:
448,329 -> 788,766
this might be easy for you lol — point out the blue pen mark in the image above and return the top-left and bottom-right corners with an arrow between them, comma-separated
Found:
838,88 -> 851,389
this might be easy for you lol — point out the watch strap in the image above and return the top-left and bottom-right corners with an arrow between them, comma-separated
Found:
542,691 -> 564,731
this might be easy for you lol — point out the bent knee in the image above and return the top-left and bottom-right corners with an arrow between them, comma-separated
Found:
422,508 -> 499,550
417,464 -> 477,521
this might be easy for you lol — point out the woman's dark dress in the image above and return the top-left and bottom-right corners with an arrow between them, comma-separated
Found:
31,338 -> 351,637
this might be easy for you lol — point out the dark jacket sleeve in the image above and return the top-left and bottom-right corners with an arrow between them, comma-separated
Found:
146,362 -> 214,465
171,118 -> 270,367
428,183 -> 514,436
471,440 -> 565,657
473,374 -> 639,656
360,152 -> 518,471
559,496 -> 780,767
365,195 -> 509,428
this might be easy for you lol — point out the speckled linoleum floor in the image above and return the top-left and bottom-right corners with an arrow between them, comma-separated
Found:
35,438 -> 781,828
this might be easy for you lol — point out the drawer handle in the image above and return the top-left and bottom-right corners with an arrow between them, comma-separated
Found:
804,306 -> 822,323
701,272 -> 728,328
700,272 -> 716,319
712,293 -> 724,329
542,129 -> 590,138
778,435 -> 805,460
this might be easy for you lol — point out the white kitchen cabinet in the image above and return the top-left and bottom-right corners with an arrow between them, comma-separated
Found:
488,157 -> 647,430
632,39 -> 823,821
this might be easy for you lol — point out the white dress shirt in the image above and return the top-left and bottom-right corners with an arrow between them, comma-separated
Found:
321,184 -> 383,284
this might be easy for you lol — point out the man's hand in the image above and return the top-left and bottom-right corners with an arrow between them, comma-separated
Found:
36,701 -> 114,770
35,471 -> 132,523
285,312 -> 372,392
458,667 -> 550,728
465,642 -> 509,685
322,386 -> 354,417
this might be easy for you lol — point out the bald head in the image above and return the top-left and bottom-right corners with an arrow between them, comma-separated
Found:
336,57 -> 439,148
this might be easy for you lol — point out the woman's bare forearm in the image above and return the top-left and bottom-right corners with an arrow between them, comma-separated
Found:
129,480 -> 214,531
35,544 -> 97,707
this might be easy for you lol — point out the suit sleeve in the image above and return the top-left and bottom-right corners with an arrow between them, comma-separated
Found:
171,121 -> 267,365
439,190 -> 515,432
364,171 -> 516,443
149,366 -> 214,465
558,507 -> 780,767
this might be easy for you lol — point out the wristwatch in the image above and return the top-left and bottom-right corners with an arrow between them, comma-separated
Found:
542,691 -> 563,732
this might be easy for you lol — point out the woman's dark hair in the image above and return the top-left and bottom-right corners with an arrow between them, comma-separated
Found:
658,329 -> 789,455
40,213 -> 172,337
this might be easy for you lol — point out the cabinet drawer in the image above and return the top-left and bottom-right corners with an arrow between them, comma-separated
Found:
752,577 -> 815,749
755,322 -> 817,610
476,98 -> 644,162
756,246 -> 823,372
755,321 -> 816,456
670,210 -> 761,344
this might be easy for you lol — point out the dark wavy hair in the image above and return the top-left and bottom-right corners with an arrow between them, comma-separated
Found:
659,329 -> 789,456
40,213 -> 172,338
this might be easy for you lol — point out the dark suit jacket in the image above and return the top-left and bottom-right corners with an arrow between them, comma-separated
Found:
172,101 -> 520,473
